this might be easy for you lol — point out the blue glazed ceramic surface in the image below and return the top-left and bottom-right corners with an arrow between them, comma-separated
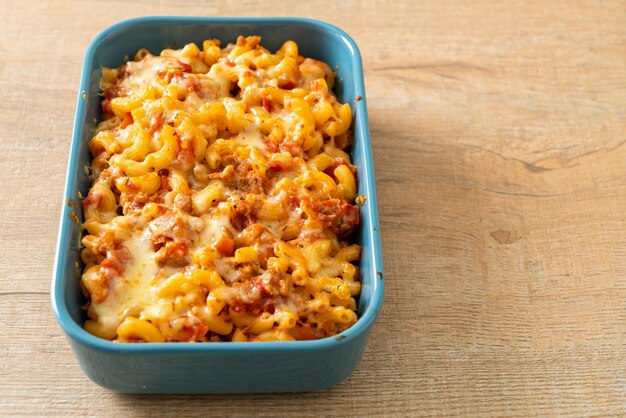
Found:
52,16 -> 383,393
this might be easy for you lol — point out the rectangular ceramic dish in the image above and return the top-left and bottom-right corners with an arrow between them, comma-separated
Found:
52,16 -> 384,393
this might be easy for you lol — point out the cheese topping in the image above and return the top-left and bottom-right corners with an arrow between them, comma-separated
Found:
90,236 -> 160,331
81,36 -> 362,342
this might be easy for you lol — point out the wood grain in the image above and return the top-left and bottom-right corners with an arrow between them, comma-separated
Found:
1,0 -> 625,416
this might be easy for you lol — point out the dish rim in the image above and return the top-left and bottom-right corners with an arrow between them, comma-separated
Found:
51,15 -> 384,354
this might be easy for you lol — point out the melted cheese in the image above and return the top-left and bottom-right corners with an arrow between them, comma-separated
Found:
90,236 -> 159,331
235,127 -> 266,152
198,209 -> 234,247
214,258 -> 238,284
82,37 -> 361,342
117,56 -> 178,94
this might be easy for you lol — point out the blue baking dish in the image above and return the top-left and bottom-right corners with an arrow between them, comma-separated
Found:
52,16 -> 383,393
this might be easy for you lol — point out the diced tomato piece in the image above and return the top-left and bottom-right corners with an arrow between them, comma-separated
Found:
120,113 -> 133,129
261,96 -> 271,113
149,113 -> 164,134
83,191 -> 103,207
166,241 -> 188,258
182,322 -> 209,342
299,324 -> 316,340
215,236 -> 235,256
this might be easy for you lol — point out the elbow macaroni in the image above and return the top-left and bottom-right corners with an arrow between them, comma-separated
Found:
81,36 -> 362,343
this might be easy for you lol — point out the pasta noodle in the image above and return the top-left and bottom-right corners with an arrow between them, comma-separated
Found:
80,36 -> 361,342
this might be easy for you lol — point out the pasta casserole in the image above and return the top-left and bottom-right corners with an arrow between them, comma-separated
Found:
80,36 -> 361,342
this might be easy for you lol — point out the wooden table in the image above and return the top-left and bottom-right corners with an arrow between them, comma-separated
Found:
1,1 -> 624,416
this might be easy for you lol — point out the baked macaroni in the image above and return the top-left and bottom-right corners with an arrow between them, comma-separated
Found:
80,36 -> 361,342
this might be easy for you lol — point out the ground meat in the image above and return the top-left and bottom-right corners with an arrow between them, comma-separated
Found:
173,193 -> 192,213
314,199 -> 360,237
229,198 -> 257,231
148,211 -> 196,246
154,240 -> 189,267
120,192 -> 152,215
99,246 -> 130,277
229,278 -> 276,316
209,164 -> 235,181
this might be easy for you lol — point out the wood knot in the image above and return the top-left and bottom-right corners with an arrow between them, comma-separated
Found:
490,229 -> 520,244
